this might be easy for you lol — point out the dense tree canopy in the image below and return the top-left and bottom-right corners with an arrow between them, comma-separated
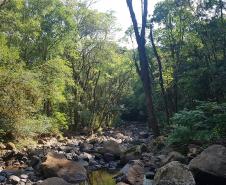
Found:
125,0 -> 226,143
0,0 -> 225,145
0,0 -> 134,139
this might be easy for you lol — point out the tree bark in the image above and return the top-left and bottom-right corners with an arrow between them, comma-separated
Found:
44,98 -> 52,117
126,0 -> 160,136
150,23 -> 170,125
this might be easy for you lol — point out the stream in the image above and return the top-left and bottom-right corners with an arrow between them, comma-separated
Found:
0,124 -> 155,185
84,170 -> 118,185
84,170 -> 153,185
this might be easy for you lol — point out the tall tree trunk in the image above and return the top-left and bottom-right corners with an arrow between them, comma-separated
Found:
150,23 -> 170,125
126,0 -> 160,136
219,0 -> 226,62
168,16 -> 179,113
44,98 -> 52,117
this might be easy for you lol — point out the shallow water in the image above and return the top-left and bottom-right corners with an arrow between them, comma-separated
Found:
83,170 -> 154,185
81,170 -> 117,185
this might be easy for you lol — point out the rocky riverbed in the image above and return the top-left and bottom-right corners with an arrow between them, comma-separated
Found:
1,123 -> 226,185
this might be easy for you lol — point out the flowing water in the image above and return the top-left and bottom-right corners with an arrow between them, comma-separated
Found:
81,170 -> 118,185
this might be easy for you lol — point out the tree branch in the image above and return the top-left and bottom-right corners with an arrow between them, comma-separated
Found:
126,0 -> 141,44
141,0 -> 148,42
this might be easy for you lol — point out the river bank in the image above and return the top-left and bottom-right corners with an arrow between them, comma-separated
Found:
1,123 -> 226,185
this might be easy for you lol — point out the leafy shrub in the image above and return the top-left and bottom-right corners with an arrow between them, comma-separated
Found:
0,61 -> 68,139
0,63 -> 43,140
53,112 -> 68,130
15,116 -> 54,138
168,101 -> 226,145
168,126 -> 193,145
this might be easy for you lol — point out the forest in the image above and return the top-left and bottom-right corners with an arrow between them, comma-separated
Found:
0,0 -> 226,185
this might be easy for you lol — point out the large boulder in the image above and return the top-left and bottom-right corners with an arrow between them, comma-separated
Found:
120,146 -> 141,165
187,144 -> 202,158
161,151 -> 187,166
117,160 -> 144,185
100,140 -> 122,156
40,152 -> 87,183
189,145 -> 226,182
39,177 -> 74,185
154,161 -> 196,185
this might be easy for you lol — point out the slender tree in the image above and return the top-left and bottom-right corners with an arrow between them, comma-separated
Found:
126,0 -> 160,136
150,22 -> 170,125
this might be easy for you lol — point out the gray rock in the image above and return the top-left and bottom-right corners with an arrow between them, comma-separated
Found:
20,174 -> 28,179
78,159 -> 89,167
0,175 -> 6,182
58,146 -> 74,153
89,159 -> 98,166
9,175 -> 21,185
189,145 -> 226,179
161,151 -> 187,166
120,146 -> 140,165
20,178 -> 27,182
30,155 -> 40,169
154,161 -> 195,185
25,167 -> 34,172
104,153 -> 115,162
20,181 -> 26,185
41,152 -> 87,183
65,152 -> 78,161
79,152 -> 93,162
100,140 -> 122,156
119,160 -> 144,185
39,177 -> 74,185
108,161 -> 118,170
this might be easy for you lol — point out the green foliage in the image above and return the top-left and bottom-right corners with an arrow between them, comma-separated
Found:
121,79 -> 147,122
0,0 -> 226,144
168,102 -> 226,145
14,116 -> 55,138
0,0 -> 134,140
53,112 -> 68,130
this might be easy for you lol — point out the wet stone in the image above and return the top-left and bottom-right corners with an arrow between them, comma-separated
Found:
0,175 -> 6,182
145,171 -> 155,179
